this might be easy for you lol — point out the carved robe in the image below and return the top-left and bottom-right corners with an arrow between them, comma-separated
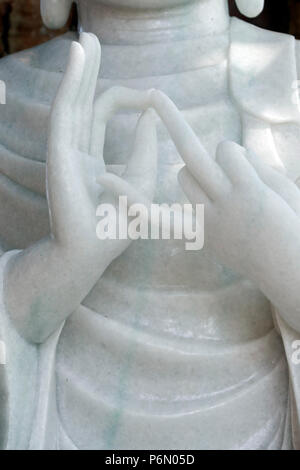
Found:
0,18 -> 300,449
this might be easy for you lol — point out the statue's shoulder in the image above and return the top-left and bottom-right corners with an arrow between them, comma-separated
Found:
229,18 -> 300,124
0,32 -> 75,105
0,31 -> 75,71
0,33 -> 76,165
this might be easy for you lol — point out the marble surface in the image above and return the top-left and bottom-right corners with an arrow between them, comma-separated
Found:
0,0 -> 300,450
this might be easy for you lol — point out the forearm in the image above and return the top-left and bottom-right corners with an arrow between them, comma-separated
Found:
4,237 -> 110,344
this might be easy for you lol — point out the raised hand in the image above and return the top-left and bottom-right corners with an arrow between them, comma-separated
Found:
5,34 -> 157,343
48,33 -> 156,257
152,90 -> 300,332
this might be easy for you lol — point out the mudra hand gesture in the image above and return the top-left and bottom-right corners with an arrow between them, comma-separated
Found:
5,33 -> 157,343
48,32 -> 157,258
152,90 -> 300,332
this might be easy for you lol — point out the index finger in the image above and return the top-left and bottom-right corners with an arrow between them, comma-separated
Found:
90,86 -> 154,160
49,41 -> 85,153
151,90 -> 231,199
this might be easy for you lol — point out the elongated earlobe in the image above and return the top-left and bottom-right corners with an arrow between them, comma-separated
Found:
235,0 -> 265,18
40,0 -> 73,29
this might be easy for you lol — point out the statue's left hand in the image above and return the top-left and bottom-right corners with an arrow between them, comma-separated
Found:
152,90 -> 300,332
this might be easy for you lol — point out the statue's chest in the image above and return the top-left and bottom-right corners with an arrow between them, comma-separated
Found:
95,81 -> 243,291
84,68 -> 261,329
103,59 -> 242,167
83,80 -> 271,343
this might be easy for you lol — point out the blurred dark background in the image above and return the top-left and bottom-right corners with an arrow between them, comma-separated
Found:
0,0 -> 299,57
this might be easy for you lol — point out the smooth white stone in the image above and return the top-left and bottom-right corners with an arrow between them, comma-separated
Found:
0,0 -> 300,451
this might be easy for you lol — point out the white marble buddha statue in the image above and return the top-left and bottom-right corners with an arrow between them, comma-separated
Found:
1,0 -> 300,450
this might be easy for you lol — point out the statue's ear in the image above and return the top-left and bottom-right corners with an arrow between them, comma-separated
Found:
235,0 -> 264,18
40,0 -> 73,29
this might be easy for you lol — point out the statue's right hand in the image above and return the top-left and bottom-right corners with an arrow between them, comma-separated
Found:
47,33 -> 157,265
4,34 -> 158,344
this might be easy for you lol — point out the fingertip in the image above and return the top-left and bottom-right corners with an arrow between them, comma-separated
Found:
66,42 -> 85,78
70,41 -> 85,60
79,32 -> 101,56
137,108 -> 157,129
152,89 -> 165,98
151,89 -> 165,105
88,32 -> 101,51
80,33 -> 101,77
79,32 -> 96,58
79,32 -> 91,45
70,40 -> 79,52
143,107 -> 157,120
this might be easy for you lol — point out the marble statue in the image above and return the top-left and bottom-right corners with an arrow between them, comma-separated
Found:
0,0 -> 300,450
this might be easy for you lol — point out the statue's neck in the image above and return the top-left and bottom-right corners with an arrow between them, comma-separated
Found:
77,0 -> 230,45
